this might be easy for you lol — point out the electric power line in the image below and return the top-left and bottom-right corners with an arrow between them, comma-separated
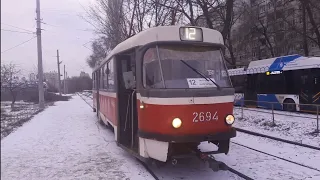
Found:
41,22 -> 94,32
1,36 -> 37,54
1,29 -> 35,34
1,23 -> 34,33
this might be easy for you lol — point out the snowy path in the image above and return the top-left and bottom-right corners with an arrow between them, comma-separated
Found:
1,96 -> 152,180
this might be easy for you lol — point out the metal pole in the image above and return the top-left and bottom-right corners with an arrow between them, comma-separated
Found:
57,50 -> 62,96
64,65 -> 66,94
66,72 -> 69,94
241,99 -> 244,119
272,103 -> 275,125
317,105 -> 319,133
36,0 -> 45,109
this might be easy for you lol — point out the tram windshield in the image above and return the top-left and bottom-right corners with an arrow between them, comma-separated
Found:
143,45 -> 231,89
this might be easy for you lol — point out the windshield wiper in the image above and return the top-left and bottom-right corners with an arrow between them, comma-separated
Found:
180,60 -> 221,90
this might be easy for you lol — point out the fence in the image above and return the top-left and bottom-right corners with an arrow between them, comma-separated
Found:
234,99 -> 319,134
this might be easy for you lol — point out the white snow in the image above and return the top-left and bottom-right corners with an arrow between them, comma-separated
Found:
2,94 -> 320,180
200,140 -> 320,180
233,107 -> 320,147
232,132 -> 320,171
1,95 -> 152,180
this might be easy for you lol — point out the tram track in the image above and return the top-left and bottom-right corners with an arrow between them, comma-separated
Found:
77,92 -> 255,180
231,141 -> 320,172
77,92 -> 93,108
233,127 -> 320,173
235,127 -> 320,151
78,93 -> 317,179
207,154 -> 254,180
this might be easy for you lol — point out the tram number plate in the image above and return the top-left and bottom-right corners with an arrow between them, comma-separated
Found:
193,112 -> 218,122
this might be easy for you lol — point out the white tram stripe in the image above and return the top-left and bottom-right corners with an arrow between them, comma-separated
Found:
93,91 -> 234,105
137,93 -> 234,105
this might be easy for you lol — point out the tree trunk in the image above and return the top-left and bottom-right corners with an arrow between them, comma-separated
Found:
221,0 -> 234,42
302,1 -> 309,56
227,34 -> 236,67
10,91 -> 17,110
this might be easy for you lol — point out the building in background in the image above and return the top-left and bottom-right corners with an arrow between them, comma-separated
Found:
80,71 -> 90,77
231,0 -> 320,66
195,0 -> 320,67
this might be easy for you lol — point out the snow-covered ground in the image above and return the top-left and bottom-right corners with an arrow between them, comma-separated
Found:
233,107 -> 320,147
2,95 -> 320,180
1,101 -> 44,139
1,96 -> 152,180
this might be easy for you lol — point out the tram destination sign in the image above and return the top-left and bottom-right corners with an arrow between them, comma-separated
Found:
179,27 -> 203,41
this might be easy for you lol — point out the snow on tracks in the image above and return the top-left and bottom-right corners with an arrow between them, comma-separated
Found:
1,95 -> 152,180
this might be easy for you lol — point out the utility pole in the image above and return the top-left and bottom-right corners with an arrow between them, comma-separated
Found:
64,65 -> 66,94
36,0 -> 45,109
56,50 -> 62,95
66,72 -> 68,94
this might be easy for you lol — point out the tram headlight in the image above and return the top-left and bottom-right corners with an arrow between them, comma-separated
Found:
172,118 -> 182,128
225,115 -> 235,125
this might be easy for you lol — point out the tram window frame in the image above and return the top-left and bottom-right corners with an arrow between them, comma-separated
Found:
92,73 -> 95,89
103,63 -> 109,89
107,58 -> 115,91
142,45 -> 231,89
99,67 -> 104,89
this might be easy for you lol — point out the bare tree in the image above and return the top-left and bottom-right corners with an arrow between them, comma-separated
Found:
86,38 -> 108,68
304,0 -> 320,48
1,63 -> 27,109
86,0 -> 181,68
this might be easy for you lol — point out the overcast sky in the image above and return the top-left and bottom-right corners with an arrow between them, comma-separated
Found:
1,0 -> 96,78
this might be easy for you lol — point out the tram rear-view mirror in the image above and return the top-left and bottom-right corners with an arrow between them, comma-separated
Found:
123,71 -> 136,89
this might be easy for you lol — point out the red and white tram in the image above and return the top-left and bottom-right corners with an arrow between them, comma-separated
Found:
92,26 -> 236,165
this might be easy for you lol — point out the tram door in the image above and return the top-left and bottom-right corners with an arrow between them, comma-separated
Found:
116,54 -> 138,152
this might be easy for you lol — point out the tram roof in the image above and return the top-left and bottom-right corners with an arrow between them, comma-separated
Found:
93,26 -> 224,72
228,54 -> 320,76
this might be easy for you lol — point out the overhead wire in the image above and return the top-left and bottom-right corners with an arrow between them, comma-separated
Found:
1,23 -> 34,33
1,36 -> 37,54
41,21 -> 94,32
1,29 -> 35,34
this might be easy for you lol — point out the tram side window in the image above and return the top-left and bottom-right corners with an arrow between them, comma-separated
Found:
143,48 -> 163,88
100,68 -> 104,89
108,59 -> 115,91
93,73 -> 96,89
103,63 -> 108,89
